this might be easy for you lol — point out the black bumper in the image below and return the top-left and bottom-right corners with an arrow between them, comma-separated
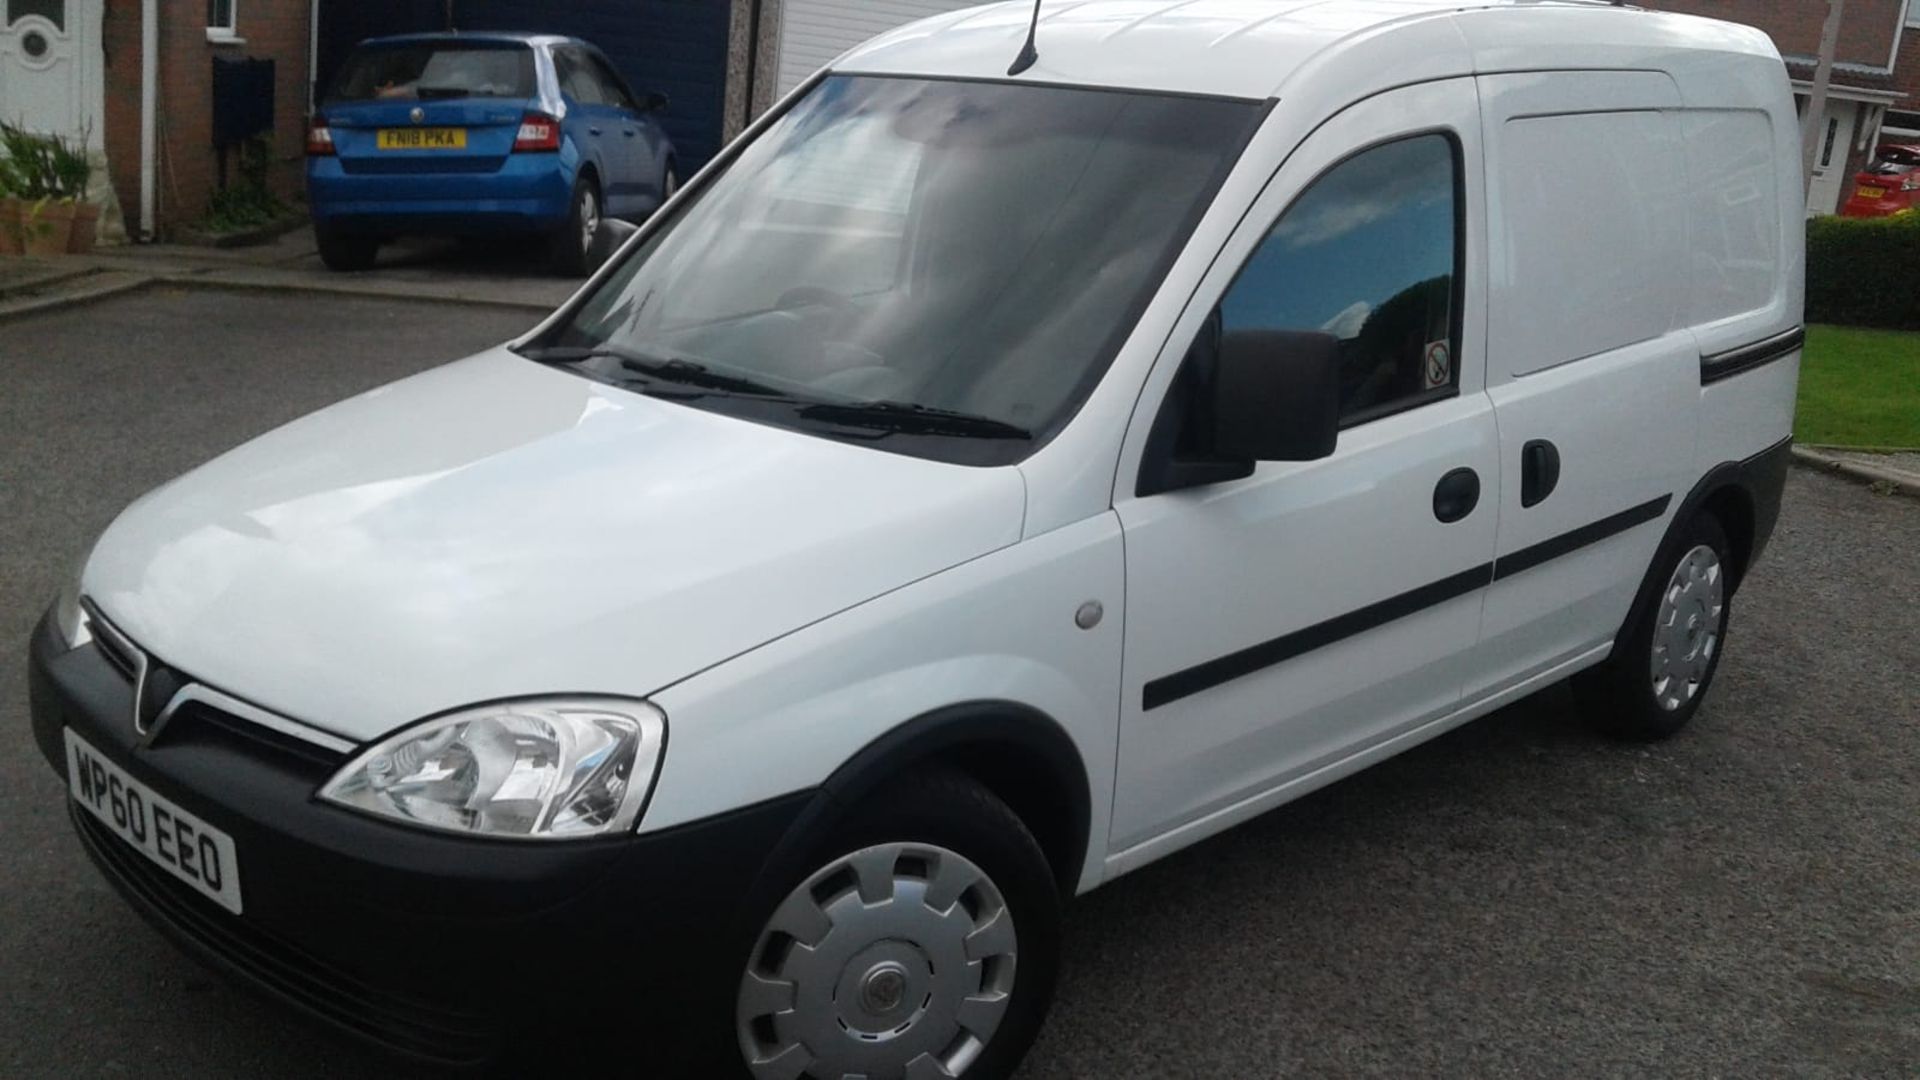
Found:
28,613 -> 809,1070
1741,435 -> 1792,578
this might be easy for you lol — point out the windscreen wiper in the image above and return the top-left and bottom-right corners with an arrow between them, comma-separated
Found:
516,344 -> 795,399
797,400 -> 1033,441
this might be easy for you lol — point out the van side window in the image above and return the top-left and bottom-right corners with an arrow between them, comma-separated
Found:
1218,133 -> 1460,423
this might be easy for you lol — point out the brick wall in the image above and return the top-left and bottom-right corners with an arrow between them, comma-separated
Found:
1642,0 -> 1906,69
101,0 -> 312,238
1894,26 -> 1920,106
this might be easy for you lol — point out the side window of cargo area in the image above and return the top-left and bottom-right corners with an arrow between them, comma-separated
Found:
1221,133 -> 1461,423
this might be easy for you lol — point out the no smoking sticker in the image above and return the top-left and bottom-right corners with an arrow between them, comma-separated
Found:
1423,340 -> 1451,390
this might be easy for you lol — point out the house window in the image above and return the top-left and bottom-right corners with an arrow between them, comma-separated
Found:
207,0 -> 237,40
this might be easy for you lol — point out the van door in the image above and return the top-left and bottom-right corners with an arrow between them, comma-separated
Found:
1469,71 -> 1697,701
1110,79 -> 1498,865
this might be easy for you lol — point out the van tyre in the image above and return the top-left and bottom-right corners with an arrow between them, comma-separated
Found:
1576,513 -> 1732,741
735,770 -> 1061,1079
315,228 -> 378,272
550,175 -> 601,277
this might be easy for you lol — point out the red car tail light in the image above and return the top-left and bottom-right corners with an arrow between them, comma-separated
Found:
305,117 -> 335,157
514,113 -> 561,153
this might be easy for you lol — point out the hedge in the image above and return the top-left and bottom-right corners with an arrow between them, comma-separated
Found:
1806,212 -> 1920,330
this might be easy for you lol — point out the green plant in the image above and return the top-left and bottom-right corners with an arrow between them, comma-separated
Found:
200,134 -> 288,233
1806,212 -> 1920,330
0,120 -> 60,200
49,121 -> 92,200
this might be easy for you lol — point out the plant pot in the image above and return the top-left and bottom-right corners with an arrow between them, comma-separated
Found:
68,200 -> 101,254
0,198 -> 21,256
22,199 -> 75,257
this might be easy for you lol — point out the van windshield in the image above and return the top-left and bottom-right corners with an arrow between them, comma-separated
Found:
328,43 -> 535,102
537,76 -> 1262,466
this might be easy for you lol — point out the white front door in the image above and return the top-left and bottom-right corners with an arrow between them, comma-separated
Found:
0,0 -> 100,143
1807,99 -> 1861,216
1110,79 -> 1500,868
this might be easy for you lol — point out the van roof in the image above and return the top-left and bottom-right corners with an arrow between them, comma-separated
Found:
834,0 -> 1781,101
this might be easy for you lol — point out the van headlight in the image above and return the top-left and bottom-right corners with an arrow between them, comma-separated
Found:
320,699 -> 666,839
52,555 -> 93,650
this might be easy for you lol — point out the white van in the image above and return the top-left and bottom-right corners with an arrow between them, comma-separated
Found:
31,1 -> 1802,1075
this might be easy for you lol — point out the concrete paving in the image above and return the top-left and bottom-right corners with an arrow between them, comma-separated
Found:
1,289 -> 1916,1078
0,224 -> 580,317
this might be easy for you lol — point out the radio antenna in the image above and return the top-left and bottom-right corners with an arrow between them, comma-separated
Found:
1008,0 -> 1042,75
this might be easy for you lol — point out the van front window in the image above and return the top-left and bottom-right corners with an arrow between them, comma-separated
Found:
537,75 -> 1263,465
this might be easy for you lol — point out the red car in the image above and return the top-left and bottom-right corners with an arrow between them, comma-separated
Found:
1840,143 -> 1920,217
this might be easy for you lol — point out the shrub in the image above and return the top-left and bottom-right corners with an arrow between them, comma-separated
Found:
1806,212 -> 1920,330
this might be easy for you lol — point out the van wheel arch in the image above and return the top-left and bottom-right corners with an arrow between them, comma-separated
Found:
758,702 -> 1092,902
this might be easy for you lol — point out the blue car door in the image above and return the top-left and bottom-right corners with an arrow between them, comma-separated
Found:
581,50 -> 667,215
552,47 -> 620,210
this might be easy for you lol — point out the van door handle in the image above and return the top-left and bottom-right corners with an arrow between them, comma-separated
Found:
1521,439 -> 1561,508
588,126 -> 603,136
1433,467 -> 1481,524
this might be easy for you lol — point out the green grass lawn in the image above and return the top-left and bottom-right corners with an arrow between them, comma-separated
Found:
1797,324 -> 1920,449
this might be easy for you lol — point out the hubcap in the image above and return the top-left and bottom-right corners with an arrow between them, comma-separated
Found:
1650,543 -> 1724,711
579,189 -> 600,253
737,841 -> 1017,1080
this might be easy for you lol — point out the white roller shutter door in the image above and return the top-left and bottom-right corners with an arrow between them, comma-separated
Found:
776,0 -> 986,95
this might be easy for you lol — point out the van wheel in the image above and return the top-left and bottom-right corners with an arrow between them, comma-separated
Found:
550,175 -> 601,277
316,228 -> 378,272
1576,513 -> 1732,740
735,770 -> 1060,1079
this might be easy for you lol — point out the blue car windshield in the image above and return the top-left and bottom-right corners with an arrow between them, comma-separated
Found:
329,43 -> 535,102
540,75 -> 1262,466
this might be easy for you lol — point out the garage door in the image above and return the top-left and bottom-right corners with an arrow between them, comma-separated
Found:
776,0 -> 984,95
318,0 -> 733,171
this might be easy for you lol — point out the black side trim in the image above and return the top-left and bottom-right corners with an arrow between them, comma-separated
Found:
1143,564 -> 1493,711
1142,494 -> 1676,711
1700,326 -> 1804,385
1490,495 -> 1672,582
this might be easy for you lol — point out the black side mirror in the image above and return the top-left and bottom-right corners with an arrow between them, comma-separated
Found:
643,91 -> 669,113
1213,329 -> 1342,463
588,218 -> 640,270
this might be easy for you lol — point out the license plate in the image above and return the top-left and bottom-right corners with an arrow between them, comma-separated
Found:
1858,185 -> 1887,199
377,127 -> 467,150
66,729 -> 243,915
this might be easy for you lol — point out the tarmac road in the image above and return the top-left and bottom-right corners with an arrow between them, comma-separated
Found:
2,288 -> 1915,1078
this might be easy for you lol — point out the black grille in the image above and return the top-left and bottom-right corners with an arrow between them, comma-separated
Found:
160,702 -> 349,776
71,805 -> 496,1066
93,627 -> 139,682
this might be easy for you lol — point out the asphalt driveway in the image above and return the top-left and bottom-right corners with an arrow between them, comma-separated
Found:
2,288 -> 1915,1078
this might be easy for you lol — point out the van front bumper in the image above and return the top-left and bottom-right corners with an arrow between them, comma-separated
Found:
27,612 -> 807,1070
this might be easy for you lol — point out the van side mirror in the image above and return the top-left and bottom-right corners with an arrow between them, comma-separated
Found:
1213,330 -> 1342,463
643,91 -> 669,113
588,218 -> 640,270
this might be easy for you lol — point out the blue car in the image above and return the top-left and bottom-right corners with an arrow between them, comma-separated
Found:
307,33 -> 677,275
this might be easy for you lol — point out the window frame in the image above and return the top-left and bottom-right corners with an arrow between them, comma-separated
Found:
585,51 -> 641,114
206,0 -> 238,41
1221,128 -> 1467,432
